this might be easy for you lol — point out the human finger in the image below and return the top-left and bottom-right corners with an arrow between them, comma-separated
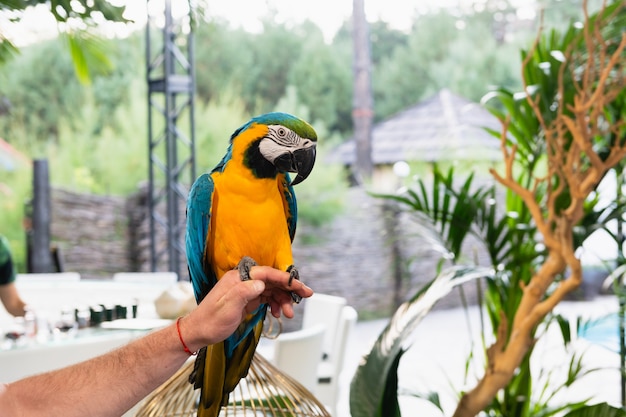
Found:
264,289 -> 296,318
214,270 -> 295,318
248,266 -> 314,299
269,298 -> 294,318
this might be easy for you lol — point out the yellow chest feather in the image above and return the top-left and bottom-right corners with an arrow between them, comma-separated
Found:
208,169 -> 293,277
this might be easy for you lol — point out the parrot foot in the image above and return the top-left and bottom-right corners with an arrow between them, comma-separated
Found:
286,265 -> 302,304
237,256 -> 257,281
237,258 -> 303,304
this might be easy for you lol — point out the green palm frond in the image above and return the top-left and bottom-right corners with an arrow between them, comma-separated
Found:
561,403 -> 626,417
349,265 -> 494,417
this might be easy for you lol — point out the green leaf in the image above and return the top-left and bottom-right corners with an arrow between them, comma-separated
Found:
0,0 -> 28,11
66,33 -> 90,85
373,165 -> 496,264
0,36 -> 19,65
89,0 -> 128,23
561,403 -> 626,417
379,350 -> 403,417
349,265 -> 493,417
64,31 -> 114,85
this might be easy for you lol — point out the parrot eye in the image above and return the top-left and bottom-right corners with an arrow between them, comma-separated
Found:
266,124 -> 297,146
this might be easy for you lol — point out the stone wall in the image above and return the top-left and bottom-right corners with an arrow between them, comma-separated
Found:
48,186 -> 484,319
50,186 -> 186,279
50,189 -> 130,279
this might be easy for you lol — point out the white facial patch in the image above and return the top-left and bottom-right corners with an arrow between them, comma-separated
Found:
259,125 -> 312,163
259,139 -> 288,164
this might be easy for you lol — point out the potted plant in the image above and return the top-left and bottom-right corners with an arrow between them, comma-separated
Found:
350,2 -> 626,416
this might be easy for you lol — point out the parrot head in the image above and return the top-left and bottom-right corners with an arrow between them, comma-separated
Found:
234,112 -> 317,185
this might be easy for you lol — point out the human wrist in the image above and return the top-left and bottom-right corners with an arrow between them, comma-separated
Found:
176,317 -> 197,356
176,313 -> 212,354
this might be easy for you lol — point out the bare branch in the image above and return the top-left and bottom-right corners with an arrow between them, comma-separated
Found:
453,2 -> 626,415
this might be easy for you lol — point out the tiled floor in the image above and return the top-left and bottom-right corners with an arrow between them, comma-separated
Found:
335,295 -> 624,416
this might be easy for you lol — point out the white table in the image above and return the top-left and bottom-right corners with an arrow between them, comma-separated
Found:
0,278 -> 174,383
0,328 -> 150,383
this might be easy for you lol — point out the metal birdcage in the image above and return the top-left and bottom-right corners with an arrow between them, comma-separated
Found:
135,352 -> 330,417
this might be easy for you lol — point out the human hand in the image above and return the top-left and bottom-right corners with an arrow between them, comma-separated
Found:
182,266 -> 313,349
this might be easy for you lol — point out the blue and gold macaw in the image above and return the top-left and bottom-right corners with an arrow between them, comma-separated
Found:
185,112 -> 317,417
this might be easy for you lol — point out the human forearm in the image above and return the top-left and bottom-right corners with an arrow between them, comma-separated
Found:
0,266 -> 313,417
0,323 -> 189,417
0,283 -> 27,316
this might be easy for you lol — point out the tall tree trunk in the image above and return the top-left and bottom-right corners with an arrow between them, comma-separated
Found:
352,0 -> 374,183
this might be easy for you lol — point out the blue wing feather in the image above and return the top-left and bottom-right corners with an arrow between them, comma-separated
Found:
186,173 -> 217,303
284,173 -> 298,242
186,132 -> 296,360
186,171 -> 266,358
186,113 -> 314,416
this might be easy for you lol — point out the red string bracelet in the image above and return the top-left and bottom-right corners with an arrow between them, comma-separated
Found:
176,316 -> 197,356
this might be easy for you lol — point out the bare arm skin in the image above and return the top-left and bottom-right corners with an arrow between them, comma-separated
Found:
0,282 -> 27,317
0,266 -> 313,417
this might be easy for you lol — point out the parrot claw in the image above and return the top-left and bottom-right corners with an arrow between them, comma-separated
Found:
237,256 -> 257,281
238,259 -> 302,304
286,265 -> 302,304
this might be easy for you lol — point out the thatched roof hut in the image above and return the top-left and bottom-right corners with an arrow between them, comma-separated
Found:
331,89 -> 502,189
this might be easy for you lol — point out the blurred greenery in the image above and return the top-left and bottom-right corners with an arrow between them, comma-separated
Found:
0,1 -> 600,272
353,1 -> 626,416
0,0 -> 128,78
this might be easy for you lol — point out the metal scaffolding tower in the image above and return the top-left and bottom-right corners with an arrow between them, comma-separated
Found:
146,0 -> 196,279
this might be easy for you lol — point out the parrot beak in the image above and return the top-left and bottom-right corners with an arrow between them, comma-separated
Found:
290,145 -> 316,185
275,145 -> 316,186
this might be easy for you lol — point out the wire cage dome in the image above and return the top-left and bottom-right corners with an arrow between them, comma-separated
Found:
134,352 -> 331,417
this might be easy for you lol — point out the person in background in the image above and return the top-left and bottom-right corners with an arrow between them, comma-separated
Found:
0,265 -> 313,417
0,234 -> 27,316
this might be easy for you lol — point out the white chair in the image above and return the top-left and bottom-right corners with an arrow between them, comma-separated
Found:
302,293 -> 347,362
272,323 -> 326,393
112,272 -> 178,285
315,305 -> 358,416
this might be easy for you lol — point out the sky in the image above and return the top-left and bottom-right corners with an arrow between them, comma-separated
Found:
126,0 -> 452,38
128,0 -> 536,40
3,0 -> 538,46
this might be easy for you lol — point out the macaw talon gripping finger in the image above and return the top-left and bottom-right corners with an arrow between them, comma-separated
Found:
237,256 -> 257,281
286,265 -> 302,304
